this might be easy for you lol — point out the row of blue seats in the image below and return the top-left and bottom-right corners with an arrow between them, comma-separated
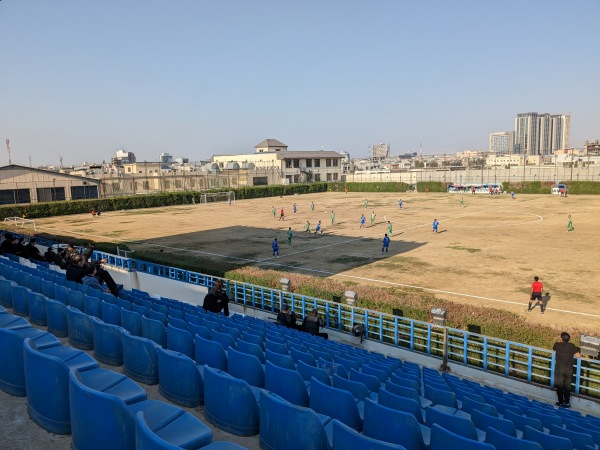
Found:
0,307 -> 245,450
4,257 -> 600,449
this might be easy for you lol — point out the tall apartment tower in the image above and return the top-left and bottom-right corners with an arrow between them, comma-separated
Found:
489,132 -> 514,154
514,112 -> 570,155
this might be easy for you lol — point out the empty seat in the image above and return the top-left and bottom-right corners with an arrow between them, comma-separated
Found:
101,301 -> 121,326
45,298 -> 69,337
349,368 -> 381,392
550,423 -> 595,450
259,389 -> 333,450
211,329 -> 237,350
309,376 -> 363,431
195,334 -> 228,371
331,419 -> 406,450
158,347 -> 204,407
83,295 -> 102,319
0,326 -> 60,396
523,425 -> 574,450
265,361 -> 309,406
236,339 -> 265,363
332,373 -> 376,402
11,285 -> 30,316
141,315 -> 167,348
265,349 -> 296,370
166,323 -> 194,358
227,347 -> 265,388
460,396 -> 498,417
121,308 -> 142,336
317,358 -> 348,378
485,427 -> 543,450
122,333 -> 160,385
503,409 -> 544,433
471,408 -> 516,437
297,359 -> 331,386
385,380 -> 432,408
425,405 -> 481,441
92,317 -> 124,366
377,387 -> 425,423
68,290 -> 85,311
0,279 -> 15,307
203,365 -> 260,436
23,338 -> 99,434
67,306 -> 94,350
429,423 -> 495,450
265,338 -> 289,355
363,398 -> 429,450
290,346 -> 317,366
0,313 -> 29,330
27,291 -> 47,326
69,367 -> 212,450
425,384 -> 458,410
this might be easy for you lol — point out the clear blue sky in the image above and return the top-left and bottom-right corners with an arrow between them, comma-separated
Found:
1,0 -> 598,166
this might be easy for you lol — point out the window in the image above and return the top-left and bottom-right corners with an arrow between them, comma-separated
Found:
175,180 -> 182,189
127,168 -> 132,173
0,189 -> 31,205
314,174 -> 321,182
285,159 -> 292,168
36,187 -> 65,202
333,173 -> 338,180
138,171 -> 143,174
326,159 -> 332,167
314,159 -> 321,167
293,159 -> 300,168
164,180 -> 171,189
143,181 -> 150,190
327,173 -> 332,181
253,176 -> 268,186
306,159 -> 312,167
333,159 -> 339,167
71,185 -> 98,200
293,175 -> 300,183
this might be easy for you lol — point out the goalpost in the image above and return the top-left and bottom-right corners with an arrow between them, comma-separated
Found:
201,191 -> 235,205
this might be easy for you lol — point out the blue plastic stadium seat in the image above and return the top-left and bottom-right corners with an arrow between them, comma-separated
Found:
471,408 -> 516,437
459,396 -> 498,417
83,294 -> 103,319
68,289 -> 85,311
377,387 -> 425,423
425,384 -> 458,410
485,427 -> 543,450
45,298 -> 69,337
349,368 -> 381,392
265,361 -> 309,406
425,405 -> 482,441
290,346 -> 317,366
41,279 -> 56,300
429,423 -> 495,450
166,323 -> 194,358
158,347 -> 204,407
0,326 -> 60,396
265,338 -> 289,355
101,301 -> 121,325
147,309 -> 168,326
67,306 -> 94,350
297,359 -> 331,386
195,334 -> 228,371
91,317 -> 124,366
121,308 -> 143,336
69,367 -> 212,450
265,348 -> 296,370
26,291 -> 47,326
331,419 -> 406,449
363,398 -> 429,450
167,316 -> 187,331
211,329 -> 237,350
0,279 -> 15,308
522,425 -> 574,450
522,409 -> 564,429
236,339 -> 265,363
141,315 -> 168,348
309,376 -> 364,431
11,285 -> 30,316
259,389 -> 333,450
23,338 -> 99,434
203,366 -> 260,436
0,313 -> 29,330
332,373 -> 376,402
122,332 -> 160,385
240,332 -> 264,349
503,409 -> 544,433
317,357 -> 348,378
550,423 -> 595,450
227,347 -> 265,388
385,380 -> 432,408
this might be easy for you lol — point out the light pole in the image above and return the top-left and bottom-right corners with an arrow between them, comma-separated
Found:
570,147 -> 574,181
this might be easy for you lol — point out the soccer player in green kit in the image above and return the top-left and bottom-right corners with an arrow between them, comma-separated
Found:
370,210 -> 376,226
387,220 -> 392,235
287,227 -> 293,245
330,210 -> 335,225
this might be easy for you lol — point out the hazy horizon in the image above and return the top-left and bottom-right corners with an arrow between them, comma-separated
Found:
1,0 -> 598,166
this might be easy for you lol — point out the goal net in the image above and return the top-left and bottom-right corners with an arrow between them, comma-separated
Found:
201,191 -> 235,205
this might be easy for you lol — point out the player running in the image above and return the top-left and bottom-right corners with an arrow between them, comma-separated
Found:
272,238 -> 279,258
293,203 -> 297,214
279,207 -> 285,221
370,211 -> 376,226
360,214 -> 365,228
387,221 -> 392,235
567,215 -> 574,232
399,199 -> 403,209
305,221 -> 311,232
313,220 -> 323,235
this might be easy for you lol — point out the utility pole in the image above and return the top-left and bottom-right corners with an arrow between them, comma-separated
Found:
5,139 -> 11,165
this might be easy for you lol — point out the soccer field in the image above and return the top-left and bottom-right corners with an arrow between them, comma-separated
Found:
31,191 -> 600,331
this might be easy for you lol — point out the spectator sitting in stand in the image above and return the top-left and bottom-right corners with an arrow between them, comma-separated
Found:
302,309 -> 328,340
53,248 -> 68,270
66,254 -> 87,284
82,263 -> 112,294
66,254 -> 122,296
15,237 -> 27,256
277,304 -> 298,329
202,280 -> 230,316
44,246 -> 56,263
0,233 -> 17,254
64,243 -> 79,262
25,238 -> 43,261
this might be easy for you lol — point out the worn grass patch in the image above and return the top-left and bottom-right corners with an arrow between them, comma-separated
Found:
329,256 -> 372,264
376,256 -> 430,270
447,245 -> 481,253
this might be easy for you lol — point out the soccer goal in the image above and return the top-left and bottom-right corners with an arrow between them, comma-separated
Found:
201,191 -> 235,205
3,217 -> 37,231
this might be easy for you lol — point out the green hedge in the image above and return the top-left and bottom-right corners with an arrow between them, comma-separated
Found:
502,181 -> 600,195
328,182 -> 411,193
416,181 -> 448,192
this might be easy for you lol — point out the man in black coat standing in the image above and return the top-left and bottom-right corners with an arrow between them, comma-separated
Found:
553,332 -> 581,408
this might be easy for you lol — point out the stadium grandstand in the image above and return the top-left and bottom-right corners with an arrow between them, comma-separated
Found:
1,230 -> 599,450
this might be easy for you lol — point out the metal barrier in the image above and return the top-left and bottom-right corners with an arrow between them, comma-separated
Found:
1,232 -> 596,399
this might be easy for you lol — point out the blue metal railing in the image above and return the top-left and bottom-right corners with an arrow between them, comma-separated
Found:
0,230 -> 597,399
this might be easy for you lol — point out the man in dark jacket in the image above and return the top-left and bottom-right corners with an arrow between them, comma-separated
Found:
302,309 -> 328,339
202,280 -> 229,316
277,304 -> 297,329
553,332 -> 581,408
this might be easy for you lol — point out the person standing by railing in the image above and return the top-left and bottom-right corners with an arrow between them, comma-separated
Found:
553,332 -> 581,408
